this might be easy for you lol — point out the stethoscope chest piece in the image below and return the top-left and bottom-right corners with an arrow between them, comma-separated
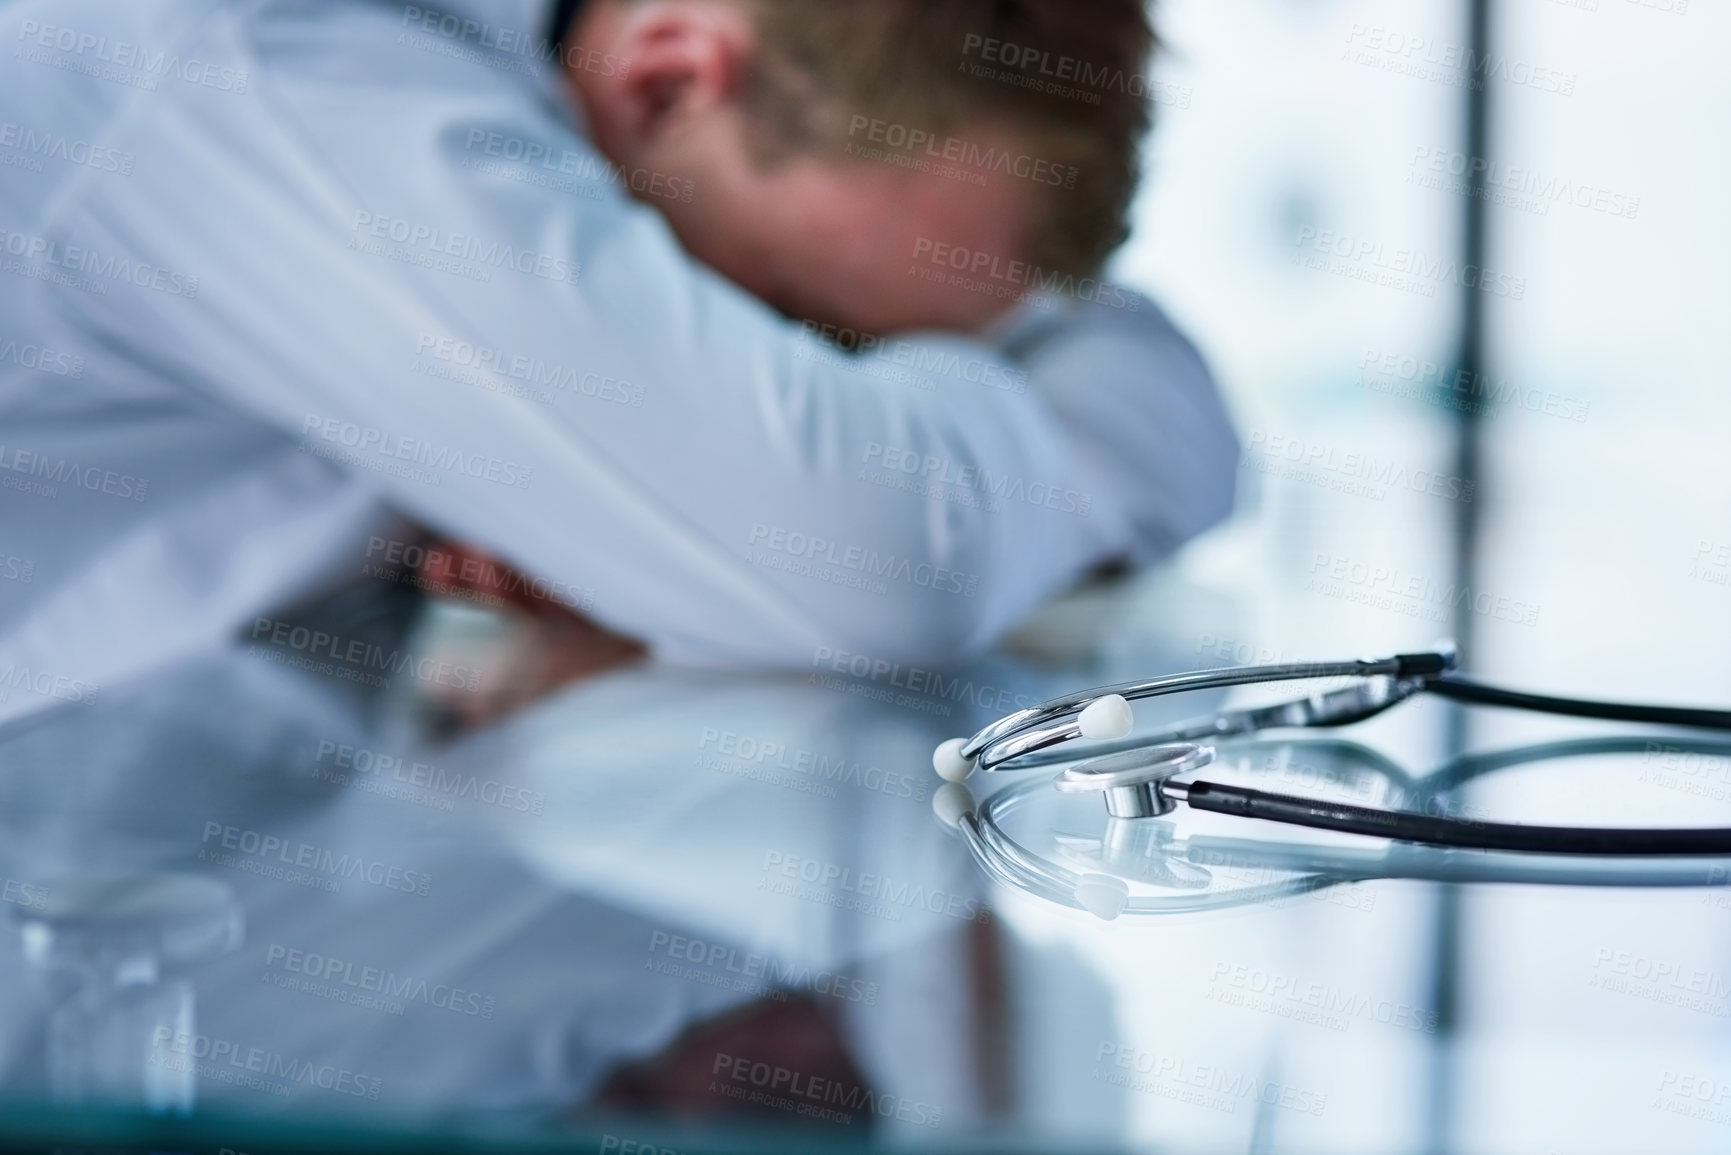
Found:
939,649 -> 1731,919
1053,742 -> 1216,819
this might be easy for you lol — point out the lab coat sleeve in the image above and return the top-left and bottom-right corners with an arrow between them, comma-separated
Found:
992,289 -> 1240,565
34,2 -> 1208,667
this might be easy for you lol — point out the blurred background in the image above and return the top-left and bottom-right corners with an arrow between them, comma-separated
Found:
1051,0 -> 1731,1148
4,2 -> 1728,1152
1119,0 -> 1730,692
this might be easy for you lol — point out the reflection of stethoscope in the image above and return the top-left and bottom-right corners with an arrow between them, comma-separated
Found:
931,644 -> 1731,859
935,735 -> 1731,920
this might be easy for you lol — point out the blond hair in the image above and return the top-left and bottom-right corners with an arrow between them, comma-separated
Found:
736,0 -> 1157,277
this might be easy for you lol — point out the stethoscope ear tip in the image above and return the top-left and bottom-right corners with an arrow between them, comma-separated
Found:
932,737 -> 976,782
1074,873 -> 1130,920
1078,694 -> 1134,740
931,782 -> 973,829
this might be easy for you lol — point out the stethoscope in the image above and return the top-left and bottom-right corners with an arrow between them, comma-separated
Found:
931,643 -> 1731,869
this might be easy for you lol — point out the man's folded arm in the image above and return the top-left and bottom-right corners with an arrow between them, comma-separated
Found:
47,35 -> 1152,666
993,290 -> 1241,566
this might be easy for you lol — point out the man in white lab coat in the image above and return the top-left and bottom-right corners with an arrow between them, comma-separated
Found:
0,0 -> 1239,723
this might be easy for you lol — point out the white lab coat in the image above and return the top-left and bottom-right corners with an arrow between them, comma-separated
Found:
0,0 -> 1237,724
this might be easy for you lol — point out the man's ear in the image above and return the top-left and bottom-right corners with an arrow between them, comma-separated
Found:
595,1 -> 753,141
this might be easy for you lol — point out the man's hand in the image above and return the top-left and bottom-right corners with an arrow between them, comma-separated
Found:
416,539 -> 645,726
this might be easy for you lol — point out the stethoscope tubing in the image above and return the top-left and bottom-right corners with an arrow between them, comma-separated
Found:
1177,776 -> 1731,855
954,649 -> 1731,857
1180,675 -> 1731,854
1421,674 -> 1731,731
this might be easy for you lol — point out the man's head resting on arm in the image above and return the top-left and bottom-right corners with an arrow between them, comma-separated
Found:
420,0 -> 1168,722
562,0 -> 1155,336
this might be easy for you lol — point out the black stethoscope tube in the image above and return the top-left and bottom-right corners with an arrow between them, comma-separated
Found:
1179,778 -> 1731,856
953,649 -> 1731,856
1183,674 -> 1731,853
1422,674 -> 1731,732
1180,670 -> 1731,853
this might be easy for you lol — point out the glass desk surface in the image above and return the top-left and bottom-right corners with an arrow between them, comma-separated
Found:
1,585 -> 1730,1155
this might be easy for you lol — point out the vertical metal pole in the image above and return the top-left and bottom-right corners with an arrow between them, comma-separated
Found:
1427,0 -> 1492,1150
1451,0 -> 1493,703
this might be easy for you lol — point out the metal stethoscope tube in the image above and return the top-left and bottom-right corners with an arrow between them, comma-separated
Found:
936,736 -> 1731,921
935,645 -> 1731,862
